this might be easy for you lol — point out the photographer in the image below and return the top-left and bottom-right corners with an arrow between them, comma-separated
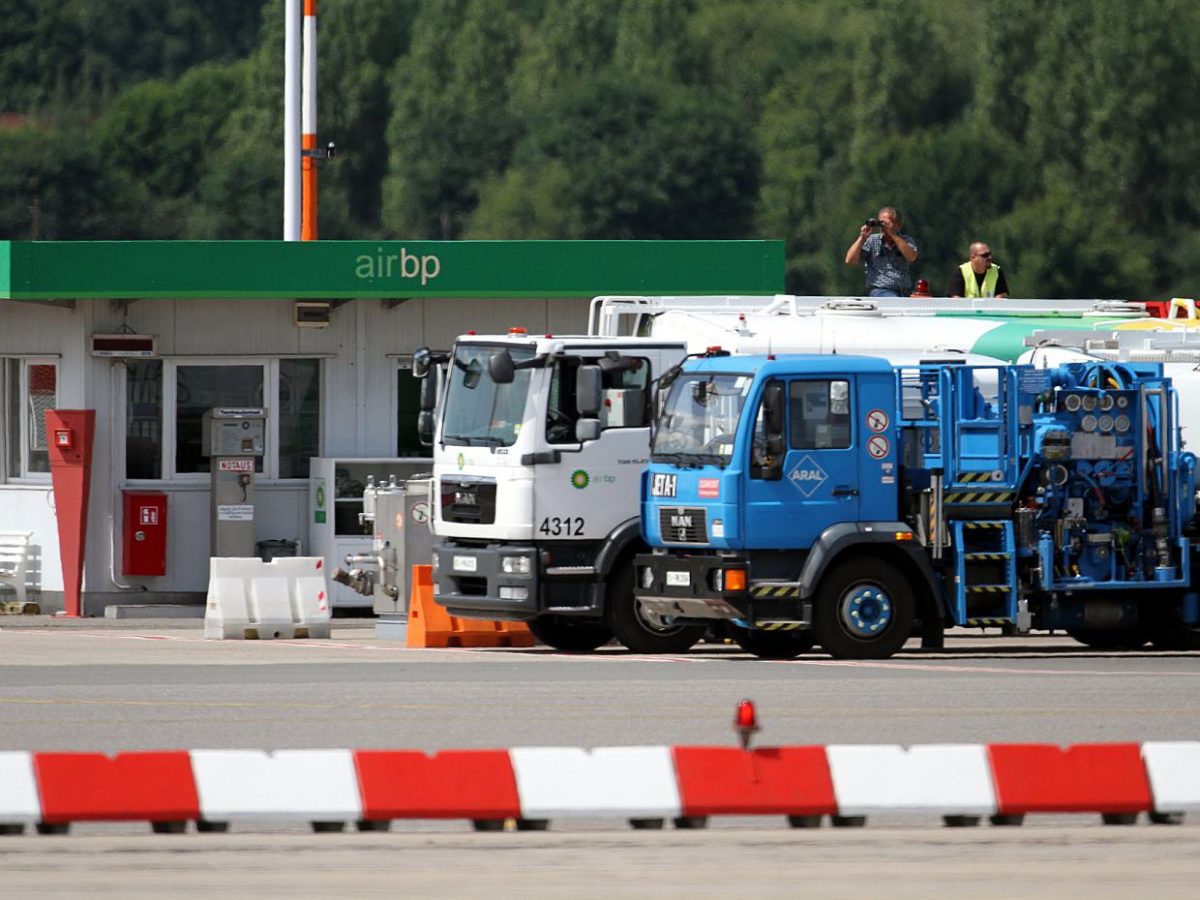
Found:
844,207 -> 919,297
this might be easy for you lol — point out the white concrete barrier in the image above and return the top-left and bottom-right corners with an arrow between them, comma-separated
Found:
204,557 -> 332,640
1141,741 -> 1200,814
190,750 -> 361,822
0,752 -> 41,825
510,746 -> 682,819
826,744 -> 997,816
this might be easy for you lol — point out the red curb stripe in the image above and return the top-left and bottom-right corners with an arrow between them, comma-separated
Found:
672,746 -> 836,817
987,743 -> 1152,814
354,749 -> 521,820
34,751 -> 200,823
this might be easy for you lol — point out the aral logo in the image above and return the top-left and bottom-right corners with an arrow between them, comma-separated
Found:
787,454 -> 828,497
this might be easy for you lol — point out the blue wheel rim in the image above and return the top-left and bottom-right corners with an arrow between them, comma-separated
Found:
839,584 -> 893,638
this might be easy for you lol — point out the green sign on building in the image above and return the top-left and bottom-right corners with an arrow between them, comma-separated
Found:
0,240 -> 785,300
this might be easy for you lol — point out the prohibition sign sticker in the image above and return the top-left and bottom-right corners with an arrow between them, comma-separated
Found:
867,434 -> 890,459
866,408 -> 889,432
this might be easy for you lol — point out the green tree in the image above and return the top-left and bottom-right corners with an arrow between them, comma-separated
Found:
475,72 -> 758,240
381,0 -> 524,238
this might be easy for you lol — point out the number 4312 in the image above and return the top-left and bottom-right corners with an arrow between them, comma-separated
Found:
538,516 -> 585,536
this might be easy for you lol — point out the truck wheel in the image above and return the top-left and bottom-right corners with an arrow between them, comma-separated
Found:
605,564 -> 707,654
730,626 -> 815,659
527,616 -> 612,652
1067,627 -> 1149,650
813,558 -> 914,660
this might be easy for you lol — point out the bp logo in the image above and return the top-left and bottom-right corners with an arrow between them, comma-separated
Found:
457,452 -> 465,471
570,469 -> 590,490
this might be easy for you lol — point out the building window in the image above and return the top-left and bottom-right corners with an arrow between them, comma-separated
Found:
175,364 -> 264,474
1,358 -> 57,481
124,358 -> 321,480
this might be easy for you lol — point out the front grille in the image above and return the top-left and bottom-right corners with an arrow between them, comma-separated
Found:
440,478 -> 497,524
658,506 -> 708,544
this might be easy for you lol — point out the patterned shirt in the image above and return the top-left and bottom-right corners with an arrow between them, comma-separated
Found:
861,232 -> 917,294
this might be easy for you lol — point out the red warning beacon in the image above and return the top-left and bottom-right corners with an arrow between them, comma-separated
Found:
734,699 -> 760,751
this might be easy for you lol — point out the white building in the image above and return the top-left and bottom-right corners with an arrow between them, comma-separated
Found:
0,239 -> 783,613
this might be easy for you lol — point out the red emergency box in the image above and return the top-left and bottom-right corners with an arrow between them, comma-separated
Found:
122,491 -> 168,576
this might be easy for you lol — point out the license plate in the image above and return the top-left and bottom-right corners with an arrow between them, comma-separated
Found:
666,571 -> 691,587
452,555 -> 478,573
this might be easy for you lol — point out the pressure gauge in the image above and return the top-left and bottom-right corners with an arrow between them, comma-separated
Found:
1099,394 -> 1115,411
1081,394 -> 1098,412
1098,414 -> 1114,432
1064,394 -> 1082,412
1116,395 -> 1130,409
1081,414 -> 1098,432
1115,414 -> 1131,433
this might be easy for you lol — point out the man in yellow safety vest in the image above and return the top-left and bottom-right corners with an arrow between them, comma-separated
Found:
948,242 -> 1009,298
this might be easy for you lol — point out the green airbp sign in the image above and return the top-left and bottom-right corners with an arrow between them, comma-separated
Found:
0,240 -> 784,300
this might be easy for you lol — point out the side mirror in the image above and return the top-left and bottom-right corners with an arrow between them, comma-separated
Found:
576,365 -> 602,417
489,350 -> 515,385
419,372 -> 438,413
575,419 -> 601,442
417,410 -> 435,447
412,346 -> 432,379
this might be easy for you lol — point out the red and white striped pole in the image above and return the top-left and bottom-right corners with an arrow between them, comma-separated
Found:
301,0 -> 318,241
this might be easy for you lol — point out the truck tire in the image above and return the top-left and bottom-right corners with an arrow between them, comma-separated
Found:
813,558 -> 915,660
605,564 -> 707,654
730,626 -> 815,659
527,615 -> 612,652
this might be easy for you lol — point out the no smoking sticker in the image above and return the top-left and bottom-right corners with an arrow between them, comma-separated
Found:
866,409 -> 889,432
867,435 -> 890,459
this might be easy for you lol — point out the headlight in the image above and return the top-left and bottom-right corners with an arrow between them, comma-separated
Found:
501,556 -> 531,575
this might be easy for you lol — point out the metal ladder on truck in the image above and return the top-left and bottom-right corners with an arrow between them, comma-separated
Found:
927,366 -> 1022,627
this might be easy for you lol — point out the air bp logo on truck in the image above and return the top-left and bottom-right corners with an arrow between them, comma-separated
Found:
571,469 -> 590,489
787,455 -> 828,497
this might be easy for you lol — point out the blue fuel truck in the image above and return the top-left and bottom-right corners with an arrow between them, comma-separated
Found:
634,351 -> 1200,658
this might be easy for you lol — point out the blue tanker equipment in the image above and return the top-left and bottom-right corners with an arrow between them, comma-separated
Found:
634,351 -> 1200,659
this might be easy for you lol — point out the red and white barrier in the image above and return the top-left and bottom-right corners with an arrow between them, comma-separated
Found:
0,742 -> 1197,833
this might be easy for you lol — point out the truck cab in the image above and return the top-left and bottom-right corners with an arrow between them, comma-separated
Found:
424,332 -> 707,652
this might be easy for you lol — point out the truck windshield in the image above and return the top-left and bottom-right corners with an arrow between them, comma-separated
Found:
651,373 -> 752,466
440,344 -> 534,447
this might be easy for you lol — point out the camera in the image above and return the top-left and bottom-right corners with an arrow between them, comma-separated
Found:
865,218 -> 882,228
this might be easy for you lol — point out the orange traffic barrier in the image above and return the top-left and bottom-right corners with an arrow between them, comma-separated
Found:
406,564 -> 535,648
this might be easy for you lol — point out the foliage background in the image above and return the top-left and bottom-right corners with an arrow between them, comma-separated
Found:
1,0 -> 1197,298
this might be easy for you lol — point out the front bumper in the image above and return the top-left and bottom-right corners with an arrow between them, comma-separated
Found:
633,553 -> 812,627
432,541 -> 604,620
432,542 -> 539,620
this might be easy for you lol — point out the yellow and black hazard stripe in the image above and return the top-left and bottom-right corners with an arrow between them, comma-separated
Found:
749,584 -> 802,599
943,490 -> 1015,503
957,471 -> 1005,484
964,617 -> 1012,626
962,521 -> 1005,530
966,584 -> 1010,593
757,622 -> 805,632
964,552 -> 1009,560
